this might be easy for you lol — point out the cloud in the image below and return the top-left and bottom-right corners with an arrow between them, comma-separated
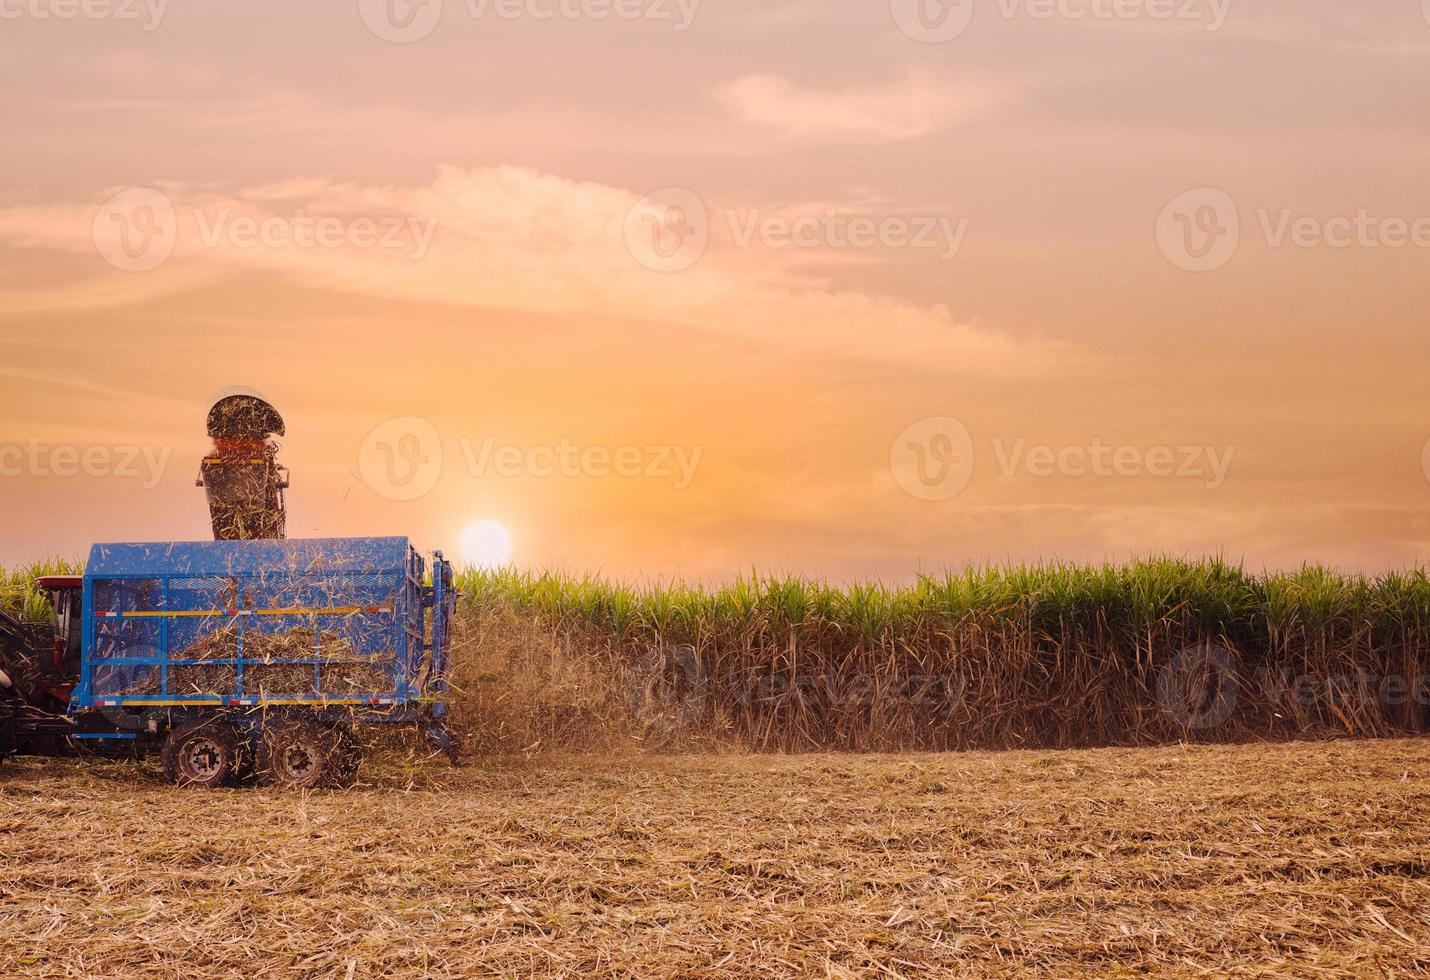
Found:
712,72 -> 1003,144
0,166 -> 1070,377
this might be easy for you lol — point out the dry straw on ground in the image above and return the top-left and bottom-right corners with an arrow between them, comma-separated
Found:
2,739 -> 1427,978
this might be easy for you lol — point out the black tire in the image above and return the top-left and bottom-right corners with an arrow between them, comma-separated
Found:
162,718 -> 243,789
256,719 -> 355,789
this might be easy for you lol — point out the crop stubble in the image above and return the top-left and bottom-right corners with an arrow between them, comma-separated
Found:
1,738 -> 1426,978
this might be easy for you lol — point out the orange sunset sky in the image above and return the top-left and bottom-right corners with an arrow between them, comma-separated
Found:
2,2 -> 1429,579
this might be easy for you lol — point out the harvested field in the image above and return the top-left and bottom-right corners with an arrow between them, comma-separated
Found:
2,738 -> 1427,978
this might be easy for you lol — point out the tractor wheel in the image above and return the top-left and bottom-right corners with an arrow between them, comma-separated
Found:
256,719 -> 355,789
162,718 -> 243,789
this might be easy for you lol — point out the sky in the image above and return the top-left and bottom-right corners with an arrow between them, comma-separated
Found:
1,1 -> 1429,580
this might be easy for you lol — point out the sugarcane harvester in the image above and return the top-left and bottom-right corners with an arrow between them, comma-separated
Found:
0,393 -> 458,787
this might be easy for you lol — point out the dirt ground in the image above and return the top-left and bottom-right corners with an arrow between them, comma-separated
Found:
1,739 -> 1427,978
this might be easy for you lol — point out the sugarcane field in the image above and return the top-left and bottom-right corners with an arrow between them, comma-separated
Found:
5,4 -> 1430,977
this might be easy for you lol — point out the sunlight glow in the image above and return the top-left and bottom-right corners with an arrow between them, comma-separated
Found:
459,520 -> 514,570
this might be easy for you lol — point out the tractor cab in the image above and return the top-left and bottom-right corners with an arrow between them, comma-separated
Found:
37,576 -> 83,706
0,575 -> 83,760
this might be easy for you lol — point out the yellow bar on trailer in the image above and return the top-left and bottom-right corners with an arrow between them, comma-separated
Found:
107,606 -> 392,619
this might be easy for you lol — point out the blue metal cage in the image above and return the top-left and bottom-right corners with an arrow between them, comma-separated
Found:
72,537 -> 451,711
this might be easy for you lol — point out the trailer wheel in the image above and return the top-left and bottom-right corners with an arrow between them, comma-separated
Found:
162,718 -> 243,789
257,719 -> 354,789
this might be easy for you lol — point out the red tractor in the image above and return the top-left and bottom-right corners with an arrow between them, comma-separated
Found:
0,576 -> 84,760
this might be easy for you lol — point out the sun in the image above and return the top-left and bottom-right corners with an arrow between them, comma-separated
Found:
458,519 -> 514,569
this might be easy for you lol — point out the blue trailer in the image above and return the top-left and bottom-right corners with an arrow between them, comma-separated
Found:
63,536 -> 457,787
